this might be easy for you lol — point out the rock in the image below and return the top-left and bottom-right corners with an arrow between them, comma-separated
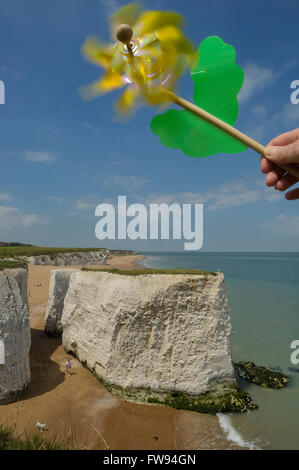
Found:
44,269 -> 76,336
234,361 -> 291,388
27,250 -> 109,266
58,270 -> 256,412
146,386 -> 257,414
0,268 -> 31,404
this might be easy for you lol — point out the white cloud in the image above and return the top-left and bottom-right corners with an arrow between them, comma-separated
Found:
0,191 -> 12,202
75,196 -> 117,211
251,105 -> 267,119
245,103 -> 299,146
239,59 -> 298,105
45,196 -> 64,203
75,196 -> 113,210
239,63 -> 275,103
75,198 -> 97,211
82,121 -> 102,136
262,214 -> 299,236
101,174 -> 150,191
99,0 -> 120,16
135,179 -> 282,211
73,179 -> 282,217
0,205 -> 47,230
1,65 -> 22,80
22,151 -> 58,163
273,103 -> 299,126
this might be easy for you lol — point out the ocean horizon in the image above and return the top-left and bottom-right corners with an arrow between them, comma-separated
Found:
139,251 -> 299,450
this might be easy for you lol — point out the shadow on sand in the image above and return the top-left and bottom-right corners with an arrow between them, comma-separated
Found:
24,328 -> 65,400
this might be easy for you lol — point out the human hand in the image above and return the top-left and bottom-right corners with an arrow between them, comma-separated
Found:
261,128 -> 299,200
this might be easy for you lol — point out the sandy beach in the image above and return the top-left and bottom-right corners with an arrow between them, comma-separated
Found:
0,255 -> 238,450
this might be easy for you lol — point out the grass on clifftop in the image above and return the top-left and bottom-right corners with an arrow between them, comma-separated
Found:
0,424 -> 74,450
82,267 -> 217,276
0,260 -> 28,270
0,246 -> 106,259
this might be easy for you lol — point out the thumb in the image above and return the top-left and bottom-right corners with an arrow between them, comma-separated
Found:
265,142 -> 299,165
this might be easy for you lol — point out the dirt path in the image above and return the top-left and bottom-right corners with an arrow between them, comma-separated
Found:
0,255 -> 234,450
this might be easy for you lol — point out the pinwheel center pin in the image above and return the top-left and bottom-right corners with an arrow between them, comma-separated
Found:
115,24 -> 134,53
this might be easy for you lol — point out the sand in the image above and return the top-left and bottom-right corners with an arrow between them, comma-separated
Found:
0,255 -> 238,450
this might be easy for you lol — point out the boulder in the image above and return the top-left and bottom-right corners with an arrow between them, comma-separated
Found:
234,361 -> 291,388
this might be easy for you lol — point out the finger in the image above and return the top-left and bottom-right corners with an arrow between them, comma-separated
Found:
261,156 -> 273,173
285,187 -> 299,200
275,173 -> 299,191
266,167 -> 285,186
265,141 -> 299,165
267,128 -> 299,147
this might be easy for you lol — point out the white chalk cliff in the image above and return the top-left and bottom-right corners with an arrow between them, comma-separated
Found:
0,268 -> 31,404
45,269 -> 76,335
27,250 -> 109,266
58,270 -> 236,397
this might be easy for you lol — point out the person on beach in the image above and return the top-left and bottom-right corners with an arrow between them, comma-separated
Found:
65,359 -> 71,376
261,128 -> 299,200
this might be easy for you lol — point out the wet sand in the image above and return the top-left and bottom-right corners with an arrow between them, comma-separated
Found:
0,255 -> 239,450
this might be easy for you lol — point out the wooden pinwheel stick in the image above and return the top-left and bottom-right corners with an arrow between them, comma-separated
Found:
169,92 -> 299,180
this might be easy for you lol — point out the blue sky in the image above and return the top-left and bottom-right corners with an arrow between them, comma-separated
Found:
0,0 -> 299,251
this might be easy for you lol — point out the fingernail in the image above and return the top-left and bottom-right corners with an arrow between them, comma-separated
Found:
265,146 -> 275,157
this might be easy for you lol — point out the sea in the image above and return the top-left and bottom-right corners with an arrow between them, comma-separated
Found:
139,252 -> 299,450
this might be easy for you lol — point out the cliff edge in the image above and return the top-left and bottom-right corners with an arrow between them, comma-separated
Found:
26,250 -> 109,266
0,268 -> 31,404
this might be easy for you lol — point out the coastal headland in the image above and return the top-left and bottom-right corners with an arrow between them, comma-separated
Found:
0,251 -> 244,450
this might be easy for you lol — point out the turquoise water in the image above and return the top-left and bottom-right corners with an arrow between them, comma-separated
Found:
141,252 -> 299,450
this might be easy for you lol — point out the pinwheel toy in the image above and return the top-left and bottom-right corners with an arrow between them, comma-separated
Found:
80,2 -> 299,179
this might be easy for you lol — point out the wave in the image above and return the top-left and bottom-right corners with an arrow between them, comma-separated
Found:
217,413 -> 260,450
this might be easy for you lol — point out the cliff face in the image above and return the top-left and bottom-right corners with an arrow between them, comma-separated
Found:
45,269 -> 76,336
59,270 -> 236,397
27,250 -> 109,266
0,268 -> 31,404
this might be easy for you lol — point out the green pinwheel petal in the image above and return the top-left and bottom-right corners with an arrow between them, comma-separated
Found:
151,36 -> 247,157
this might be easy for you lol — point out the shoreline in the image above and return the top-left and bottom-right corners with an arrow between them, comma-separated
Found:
0,254 -> 243,450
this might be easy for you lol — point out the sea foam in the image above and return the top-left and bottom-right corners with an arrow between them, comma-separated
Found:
217,413 -> 260,450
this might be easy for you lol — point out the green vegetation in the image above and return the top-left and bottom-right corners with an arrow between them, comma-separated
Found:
86,368 -> 257,414
0,260 -> 28,271
0,246 -> 106,259
148,387 -> 258,414
66,349 -> 257,415
81,267 -> 217,276
0,424 -> 75,450
234,361 -> 291,388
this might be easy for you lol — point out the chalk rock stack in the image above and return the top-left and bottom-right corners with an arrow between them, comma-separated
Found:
0,268 -> 31,404
57,270 -> 235,396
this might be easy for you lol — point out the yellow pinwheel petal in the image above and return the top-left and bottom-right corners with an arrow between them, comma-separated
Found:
156,26 -> 194,54
135,11 -> 184,36
110,2 -> 141,37
97,71 -> 124,92
81,36 -> 115,69
143,85 -> 170,106
79,72 -> 124,101
116,86 -> 139,113
125,56 -> 147,84
110,47 -> 126,73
